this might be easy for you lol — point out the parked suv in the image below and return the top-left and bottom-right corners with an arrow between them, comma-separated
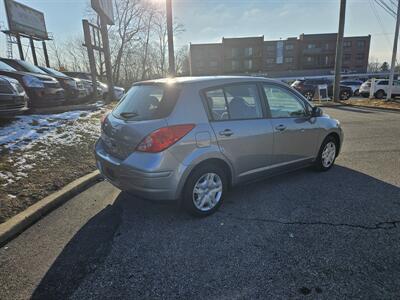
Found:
0,59 -> 65,108
0,75 -> 28,116
95,76 -> 343,216
291,78 -> 353,100
359,79 -> 400,99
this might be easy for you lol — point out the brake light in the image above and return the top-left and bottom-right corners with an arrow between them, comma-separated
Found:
136,124 -> 195,153
101,112 -> 109,125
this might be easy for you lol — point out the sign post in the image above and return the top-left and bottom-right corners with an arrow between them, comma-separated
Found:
91,0 -> 114,103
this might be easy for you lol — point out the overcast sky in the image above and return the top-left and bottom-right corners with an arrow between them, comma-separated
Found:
0,0 -> 397,63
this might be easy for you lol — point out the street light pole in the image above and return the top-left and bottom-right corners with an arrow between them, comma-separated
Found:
166,0 -> 175,77
333,0 -> 347,102
387,0 -> 400,101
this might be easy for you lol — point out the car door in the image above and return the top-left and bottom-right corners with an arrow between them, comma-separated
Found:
393,80 -> 400,95
205,83 -> 274,178
262,83 -> 320,166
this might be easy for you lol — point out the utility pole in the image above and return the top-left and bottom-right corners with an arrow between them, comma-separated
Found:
387,0 -> 400,101
333,0 -> 347,102
166,0 -> 175,77
100,16 -> 114,103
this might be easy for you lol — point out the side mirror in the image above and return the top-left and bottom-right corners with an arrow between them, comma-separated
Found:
311,106 -> 322,117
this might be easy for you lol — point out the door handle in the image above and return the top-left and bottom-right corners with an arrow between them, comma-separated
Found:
275,124 -> 287,131
219,129 -> 234,137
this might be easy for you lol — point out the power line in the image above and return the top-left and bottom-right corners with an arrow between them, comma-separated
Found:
375,0 -> 396,17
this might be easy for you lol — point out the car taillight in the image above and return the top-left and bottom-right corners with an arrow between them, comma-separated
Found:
136,124 -> 195,153
101,112 -> 109,125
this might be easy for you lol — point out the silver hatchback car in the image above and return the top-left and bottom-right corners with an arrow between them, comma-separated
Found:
95,76 -> 343,216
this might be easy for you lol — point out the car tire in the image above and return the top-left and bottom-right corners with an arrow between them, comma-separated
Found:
375,89 -> 385,99
340,90 -> 351,100
314,135 -> 338,171
182,164 -> 228,217
304,91 -> 314,101
354,89 -> 360,96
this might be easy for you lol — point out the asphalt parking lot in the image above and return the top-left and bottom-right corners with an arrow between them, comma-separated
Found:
0,106 -> 399,299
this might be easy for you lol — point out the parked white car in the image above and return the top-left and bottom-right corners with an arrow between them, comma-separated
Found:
340,80 -> 363,96
359,79 -> 400,99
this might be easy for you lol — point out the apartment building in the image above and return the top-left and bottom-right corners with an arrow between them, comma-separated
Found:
189,33 -> 371,76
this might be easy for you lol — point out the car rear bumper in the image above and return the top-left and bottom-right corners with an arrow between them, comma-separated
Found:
95,140 -> 184,201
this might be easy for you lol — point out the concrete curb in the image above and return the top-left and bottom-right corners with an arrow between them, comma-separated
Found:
0,170 -> 101,246
317,102 -> 400,113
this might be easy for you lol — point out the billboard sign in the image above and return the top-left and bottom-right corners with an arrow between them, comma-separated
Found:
91,0 -> 114,25
276,41 -> 284,64
4,0 -> 48,39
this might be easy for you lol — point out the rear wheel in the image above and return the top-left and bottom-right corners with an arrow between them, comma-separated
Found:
314,136 -> 338,171
304,91 -> 314,101
340,90 -> 351,100
182,164 -> 227,217
375,89 -> 385,99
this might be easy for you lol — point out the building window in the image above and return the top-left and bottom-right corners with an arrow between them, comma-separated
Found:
285,57 -> 294,64
231,60 -> 240,71
344,41 -> 352,48
343,54 -> 351,61
244,47 -> 253,57
306,56 -> 313,63
357,40 -> 366,48
209,60 -> 218,67
196,60 -> 204,68
266,58 -> 275,64
266,45 -> 275,51
356,53 -> 365,60
231,48 -> 241,58
307,43 -> 316,49
324,43 -> 330,50
244,59 -> 253,70
285,44 -> 294,50
324,56 -> 329,65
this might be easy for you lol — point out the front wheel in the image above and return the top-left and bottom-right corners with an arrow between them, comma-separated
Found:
182,164 -> 228,217
314,136 -> 338,171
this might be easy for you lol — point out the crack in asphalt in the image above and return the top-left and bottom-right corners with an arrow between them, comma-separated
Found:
225,215 -> 400,230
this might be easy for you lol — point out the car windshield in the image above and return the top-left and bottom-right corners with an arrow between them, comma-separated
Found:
15,60 -> 48,75
0,61 -> 17,72
113,84 -> 181,121
42,67 -> 68,78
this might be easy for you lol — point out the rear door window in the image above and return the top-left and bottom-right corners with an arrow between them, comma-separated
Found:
113,84 -> 181,121
205,84 -> 263,121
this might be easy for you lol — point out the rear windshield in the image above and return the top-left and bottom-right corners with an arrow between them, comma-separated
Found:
112,84 -> 181,121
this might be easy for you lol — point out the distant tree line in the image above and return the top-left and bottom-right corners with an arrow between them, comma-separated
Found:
47,0 -> 189,87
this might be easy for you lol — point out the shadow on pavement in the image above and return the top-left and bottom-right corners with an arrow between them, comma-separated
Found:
326,105 -> 376,114
32,165 -> 400,299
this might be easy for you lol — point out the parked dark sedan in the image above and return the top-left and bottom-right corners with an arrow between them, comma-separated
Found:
0,59 -> 65,108
0,75 -> 28,116
291,78 -> 353,100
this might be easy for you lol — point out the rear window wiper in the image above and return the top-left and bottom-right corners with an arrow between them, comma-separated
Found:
119,112 -> 139,119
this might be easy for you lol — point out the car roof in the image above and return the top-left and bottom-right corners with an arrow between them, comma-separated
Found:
140,76 -> 280,86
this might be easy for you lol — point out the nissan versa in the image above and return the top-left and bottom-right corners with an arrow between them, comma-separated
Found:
95,76 -> 343,216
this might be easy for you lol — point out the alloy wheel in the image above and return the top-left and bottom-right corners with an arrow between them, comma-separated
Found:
321,141 -> 336,168
192,173 -> 223,212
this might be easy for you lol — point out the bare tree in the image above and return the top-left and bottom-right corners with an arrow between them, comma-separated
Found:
111,0 -> 145,84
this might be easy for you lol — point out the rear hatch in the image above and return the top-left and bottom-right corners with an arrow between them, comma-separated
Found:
101,83 -> 181,160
